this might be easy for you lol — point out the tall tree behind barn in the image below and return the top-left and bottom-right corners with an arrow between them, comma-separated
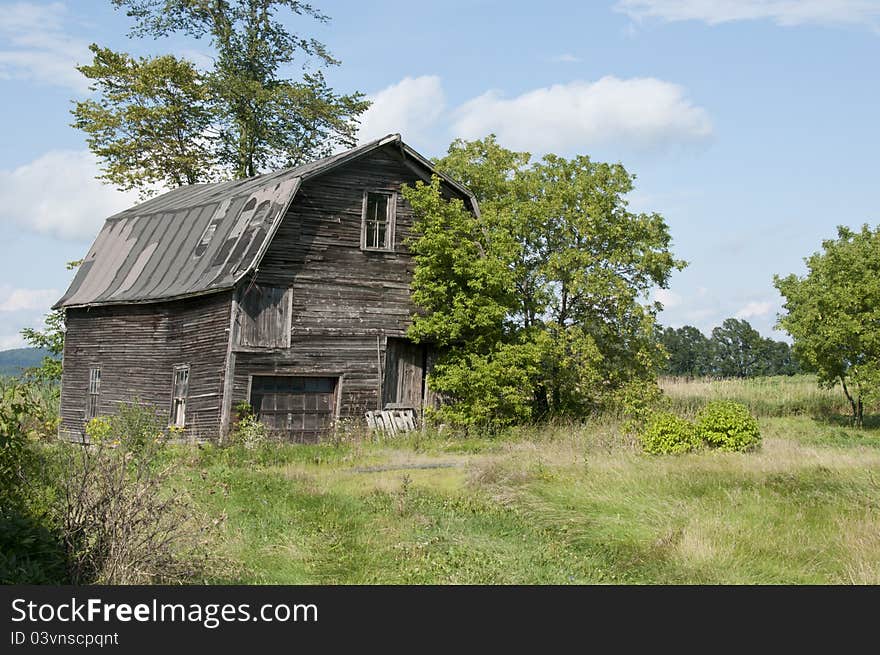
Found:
55,135 -> 478,442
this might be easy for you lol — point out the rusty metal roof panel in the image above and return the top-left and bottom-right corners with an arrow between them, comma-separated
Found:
54,134 -> 466,309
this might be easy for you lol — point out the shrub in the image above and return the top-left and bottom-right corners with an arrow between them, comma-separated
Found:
0,384 -> 34,510
0,383 -> 68,583
696,400 -> 761,452
428,341 -> 544,432
639,411 -> 701,454
229,403 -> 268,449
61,403 -> 211,583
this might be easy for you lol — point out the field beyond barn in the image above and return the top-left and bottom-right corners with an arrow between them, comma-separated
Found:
178,376 -> 880,584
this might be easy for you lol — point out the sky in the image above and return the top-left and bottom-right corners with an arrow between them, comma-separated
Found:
0,0 -> 878,349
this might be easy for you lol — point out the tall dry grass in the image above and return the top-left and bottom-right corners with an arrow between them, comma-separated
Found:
660,375 -> 857,418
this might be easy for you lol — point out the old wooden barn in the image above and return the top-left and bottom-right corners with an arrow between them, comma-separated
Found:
54,134 -> 478,442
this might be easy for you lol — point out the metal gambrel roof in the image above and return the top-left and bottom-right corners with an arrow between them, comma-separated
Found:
54,134 -> 475,309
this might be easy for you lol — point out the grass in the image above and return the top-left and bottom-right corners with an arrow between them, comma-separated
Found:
660,374 -> 862,418
173,378 -> 880,584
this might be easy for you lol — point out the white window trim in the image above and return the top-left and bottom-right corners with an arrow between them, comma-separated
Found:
171,364 -> 190,428
360,190 -> 396,252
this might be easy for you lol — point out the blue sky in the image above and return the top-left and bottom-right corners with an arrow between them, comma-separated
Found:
1,0 -> 879,348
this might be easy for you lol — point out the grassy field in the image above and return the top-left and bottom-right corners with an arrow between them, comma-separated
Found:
172,375 -> 880,584
660,374 -> 857,418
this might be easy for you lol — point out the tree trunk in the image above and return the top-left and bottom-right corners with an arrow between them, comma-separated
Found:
840,376 -> 860,427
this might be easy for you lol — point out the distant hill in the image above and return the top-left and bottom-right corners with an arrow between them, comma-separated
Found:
0,347 -> 53,378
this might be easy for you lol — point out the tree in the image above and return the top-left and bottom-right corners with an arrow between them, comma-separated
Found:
73,46 -> 214,192
658,320 -> 799,378
760,339 -> 799,376
402,137 -> 685,429
74,0 -> 369,192
710,318 -> 765,378
658,325 -> 712,377
774,224 -> 880,426
20,312 -> 65,384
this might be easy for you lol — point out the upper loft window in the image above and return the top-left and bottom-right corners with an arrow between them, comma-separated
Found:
361,191 -> 396,251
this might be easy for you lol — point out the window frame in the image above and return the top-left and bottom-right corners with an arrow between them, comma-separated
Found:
170,364 -> 190,428
360,190 -> 396,252
86,366 -> 101,419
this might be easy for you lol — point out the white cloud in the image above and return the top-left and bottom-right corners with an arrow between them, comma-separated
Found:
0,2 -> 91,91
0,287 -> 59,313
0,150 -> 140,240
735,300 -> 774,319
357,75 -> 446,146
652,288 -> 683,308
615,0 -> 880,28
549,54 -> 582,63
451,76 -> 712,153
0,334 -> 26,350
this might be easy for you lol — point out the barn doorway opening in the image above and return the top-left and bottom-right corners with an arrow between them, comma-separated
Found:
249,375 -> 337,443
383,338 -> 427,411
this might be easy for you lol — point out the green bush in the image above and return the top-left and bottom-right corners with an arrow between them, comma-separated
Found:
639,411 -> 701,454
229,402 -> 268,449
696,400 -> 761,452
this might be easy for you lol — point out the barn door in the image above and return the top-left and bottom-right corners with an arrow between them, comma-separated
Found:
239,285 -> 292,348
250,376 -> 337,443
383,338 -> 425,410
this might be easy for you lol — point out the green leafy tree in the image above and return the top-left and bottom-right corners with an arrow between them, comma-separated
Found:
75,0 -> 369,191
760,339 -> 799,376
658,320 -> 799,378
73,46 -> 213,192
774,224 -> 880,426
402,137 -> 685,429
20,312 -> 64,384
710,318 -> 765,378
658,325 -> 712,377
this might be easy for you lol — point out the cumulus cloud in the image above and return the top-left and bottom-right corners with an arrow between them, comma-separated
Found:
615,0 -> 880,28
652,288 -> 683,308
0,288 -> 60,313
0,150 -> 140,240
357,75 -> 446,146
735,300 -> 774,320
549,54 -> 582,63
451,76 -> 712,153
0,2 -> 91,92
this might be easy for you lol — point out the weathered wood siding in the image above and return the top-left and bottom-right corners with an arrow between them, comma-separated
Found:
230,145 -> 470,423
60,291 -> 232,440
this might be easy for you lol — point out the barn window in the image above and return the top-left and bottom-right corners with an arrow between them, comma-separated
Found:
171,365 -> 189,427
361,191 -> 395,251
87,367 -> 101,419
